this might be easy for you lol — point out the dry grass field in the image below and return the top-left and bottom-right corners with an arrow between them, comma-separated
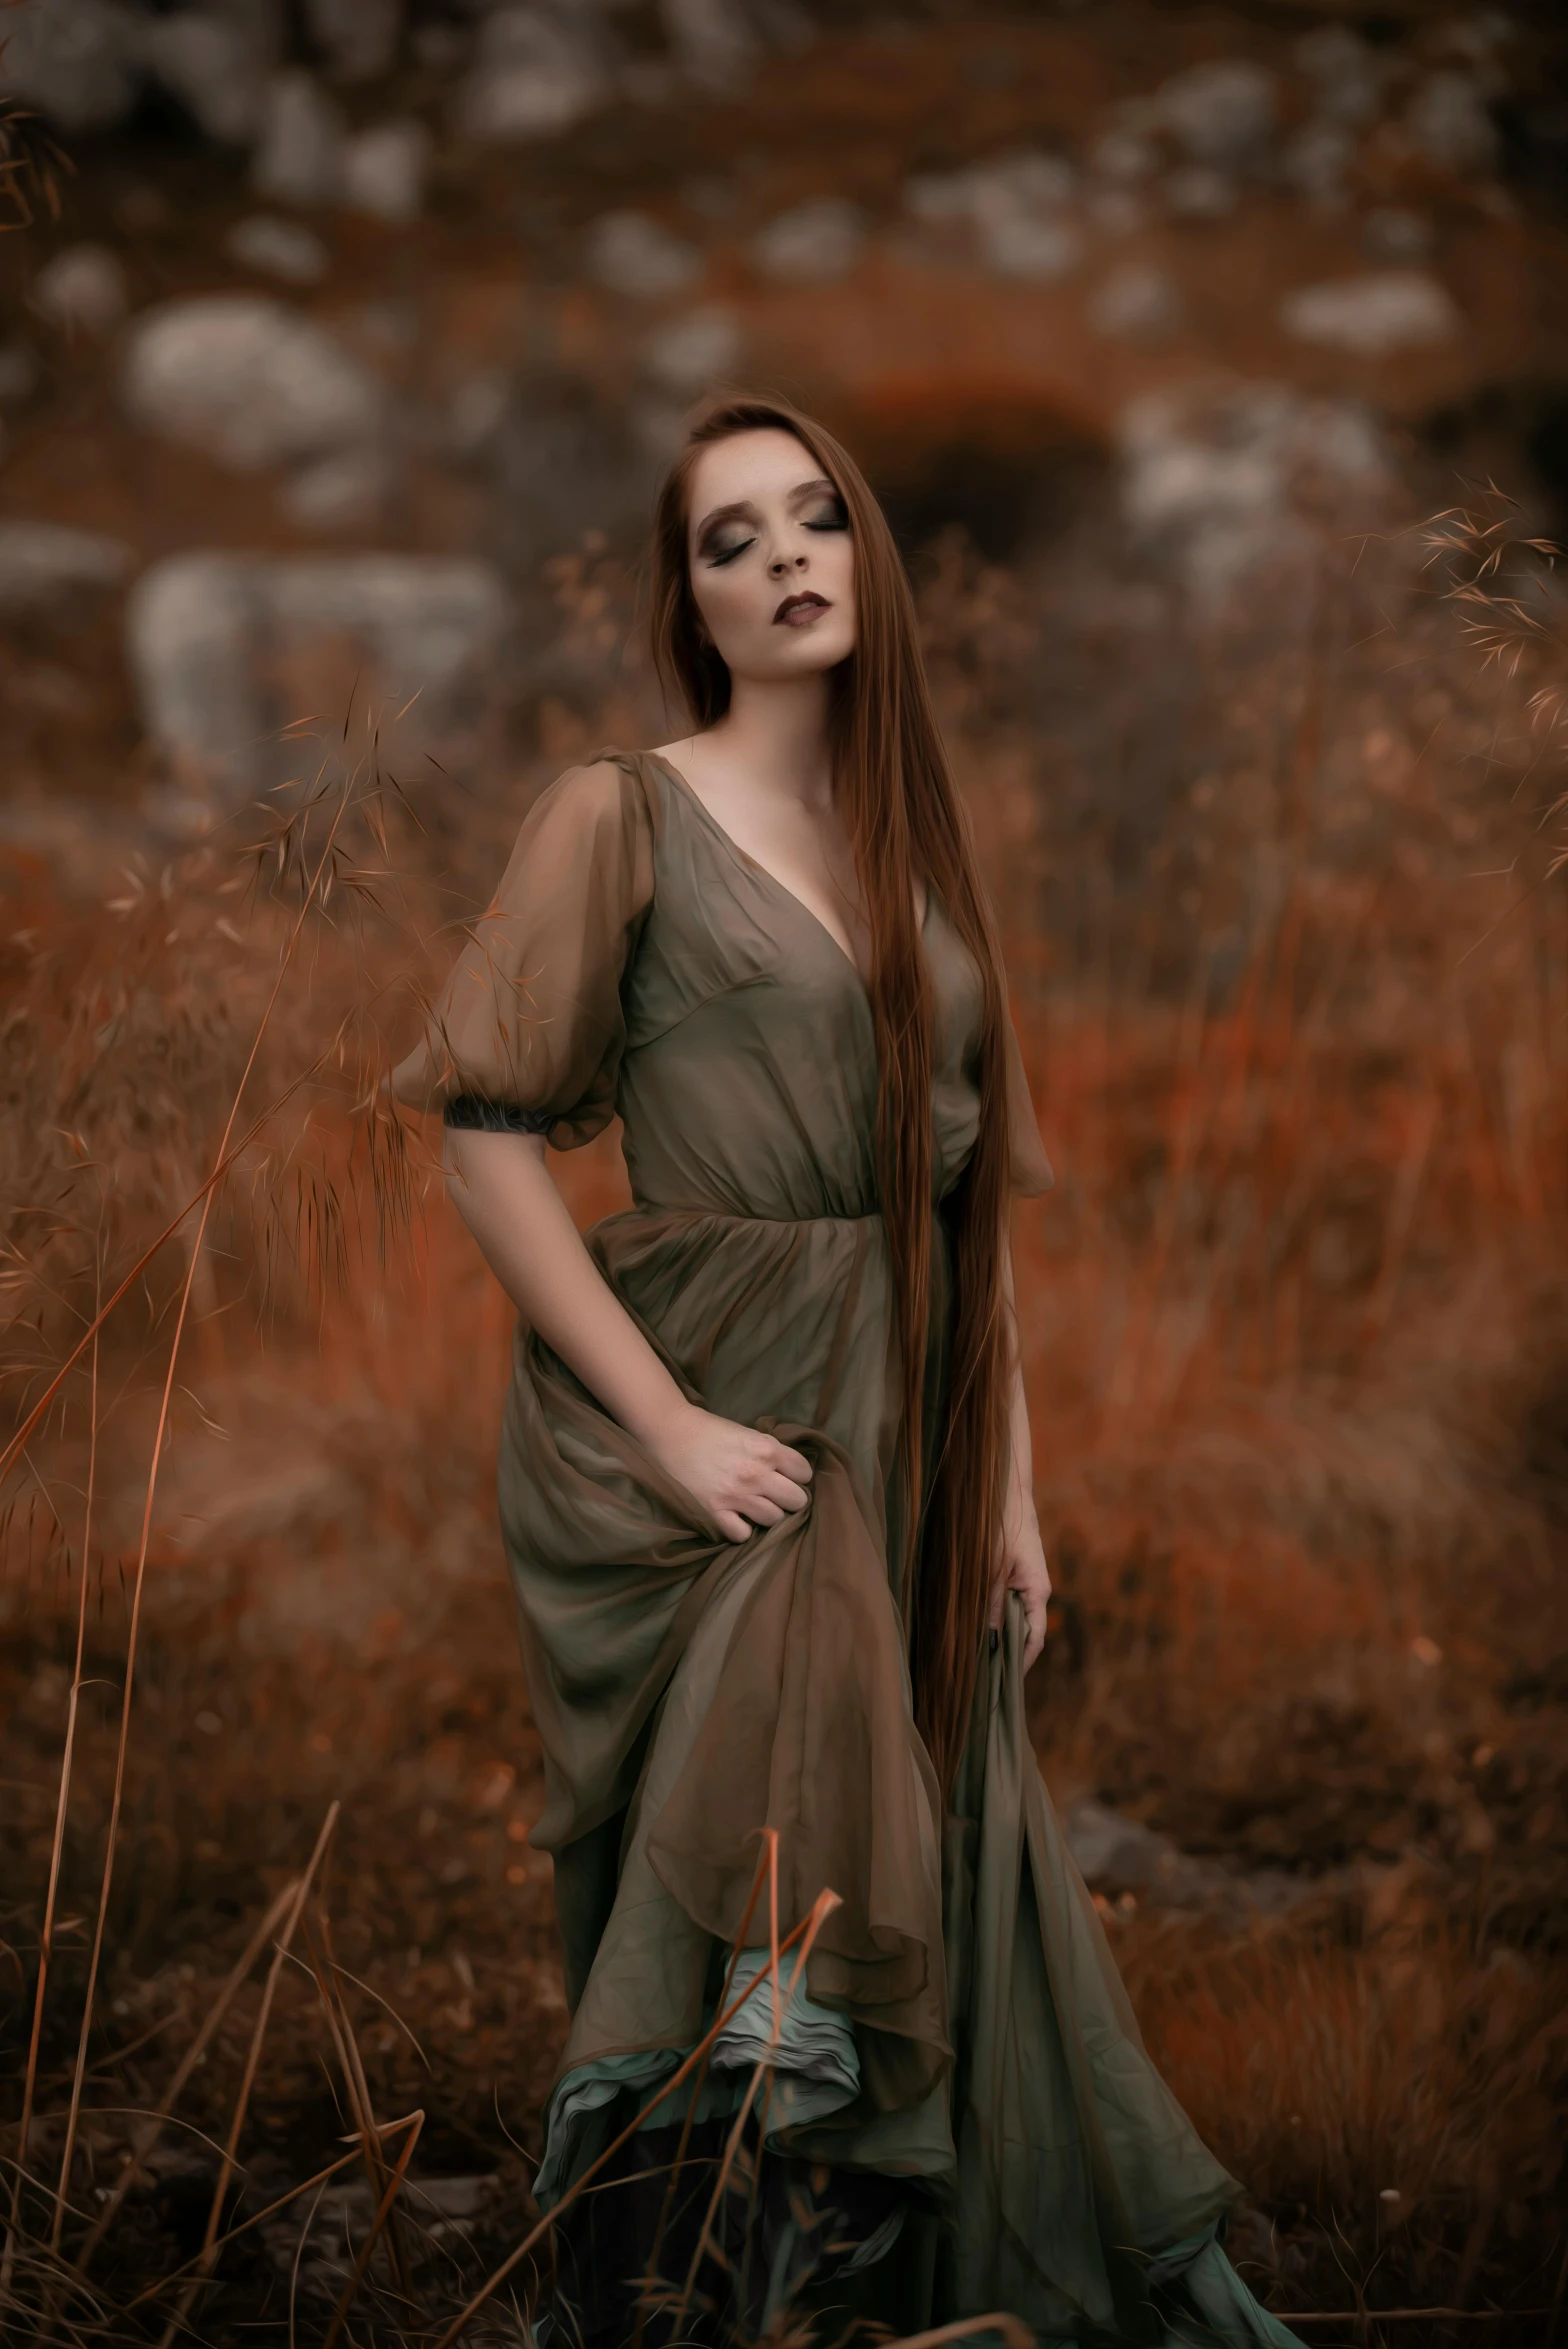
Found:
3,504 -> 1567,2347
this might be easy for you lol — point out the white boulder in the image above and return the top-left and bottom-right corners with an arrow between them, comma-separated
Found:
1280,270 -> 1460,359
1090,263 -> 1183,342
454,8 -> 609,143
122,295 -> 383,471
906,153 -> 1080,281
279,447 -> 389,531
1119,381 -> 1389,610
341,120 -> 430,224
660,0 -> 759,94
252,71 -> 345,207
1363,208 -> 1433,264
32,245 -> 128,338
225,215 -> 329,285
1162,165 -> 1237,220
0,519 -> 133,613
127,553 -> 511,800
751,198 -> 866,284
1088,127 -> 1158,185
1407,70 -> 1497,176
585,212 -> 703,299
0,0 -> 137,134
1283,120 -> 1354,209
1155,60 -> 1277,169
1294,27 -> 1384,130
140,12 -> 269,145
640,306 -> 744,395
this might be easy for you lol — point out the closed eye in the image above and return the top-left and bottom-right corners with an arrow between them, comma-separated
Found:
704,532 -> 756,567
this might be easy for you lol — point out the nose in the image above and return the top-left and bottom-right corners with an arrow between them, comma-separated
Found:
767,547 -> 808,577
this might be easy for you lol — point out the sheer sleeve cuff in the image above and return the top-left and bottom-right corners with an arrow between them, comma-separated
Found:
443,1096 -> 556,1137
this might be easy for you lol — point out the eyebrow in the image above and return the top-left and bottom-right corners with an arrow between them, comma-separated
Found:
692,477 -> 841,542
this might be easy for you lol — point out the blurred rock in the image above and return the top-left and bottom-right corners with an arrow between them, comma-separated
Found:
585,211 -> 703,299
0,0 -> 137,134
1407,70 -> 1497,176
1363,207 -> 1433,263
32,245 -> 128,338
1163,166 -> 1237,221
1156,59 -> 1277,171
982,211 -> 1082,283
454,8 -> 610,143
304,0 -> 400,84
1295,26 -> 1384,130
751,197 -> 866,284
140,11 -> 268,146
660,0 -> 759,94
0,519 -> 133,614
0,344 -> 41,405
1283,121 -> 1354,210
280,447 -> 389,531
640,306 -> 744,395
341,120 -> 429,223
127,552 -> 510,800
1119,380 -> 1390,610
909,150 -> 1074,225
1089,127 -> 1158,186
1062,1797 -> 1314,1922
225,214 -> 329,285
122,296 -> 383,471
1086,187 -> 1146,238
1280,270 -> 1460,359
906,153 -> 1079,281
252,71 -> 345,207
1089,263 -> 1183,343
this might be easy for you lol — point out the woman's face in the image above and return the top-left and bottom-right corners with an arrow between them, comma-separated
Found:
684,428 -> 857,689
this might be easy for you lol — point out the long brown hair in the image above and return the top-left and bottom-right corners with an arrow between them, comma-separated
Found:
648,393 -> 1013,1796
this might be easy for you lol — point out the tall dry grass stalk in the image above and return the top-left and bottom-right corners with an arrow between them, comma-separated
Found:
1,733 -> 439,2336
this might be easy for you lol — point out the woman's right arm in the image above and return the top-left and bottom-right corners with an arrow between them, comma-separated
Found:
444,1127 -> 812,1542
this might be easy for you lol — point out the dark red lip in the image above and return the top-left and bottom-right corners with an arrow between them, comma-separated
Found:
773,591 -> 829,622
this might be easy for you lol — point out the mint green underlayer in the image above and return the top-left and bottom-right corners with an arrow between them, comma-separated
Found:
532,1587 -> 1300,2346
536,1944 -> 861,2205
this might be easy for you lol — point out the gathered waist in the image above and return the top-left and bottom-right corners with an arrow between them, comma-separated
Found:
624,1199 -> 885,1230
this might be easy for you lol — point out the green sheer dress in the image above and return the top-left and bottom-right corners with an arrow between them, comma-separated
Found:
392,749 -> 1299,2348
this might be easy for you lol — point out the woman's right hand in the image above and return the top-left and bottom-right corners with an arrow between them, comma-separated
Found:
641,1402 -> 813,1543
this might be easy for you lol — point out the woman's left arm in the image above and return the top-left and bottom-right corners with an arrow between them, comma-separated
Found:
990,1242 -> 1052,1670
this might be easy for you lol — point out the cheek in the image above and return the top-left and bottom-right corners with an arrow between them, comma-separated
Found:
691,562 -> 768,650
825,539 -> 857,643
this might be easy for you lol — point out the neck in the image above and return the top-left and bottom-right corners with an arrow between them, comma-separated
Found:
713,669 -> 834,807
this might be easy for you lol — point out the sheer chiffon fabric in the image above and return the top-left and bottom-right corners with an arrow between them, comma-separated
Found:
391,751 -> 1299,2346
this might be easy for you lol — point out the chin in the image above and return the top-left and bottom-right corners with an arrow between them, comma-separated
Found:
768,631 -> 856,679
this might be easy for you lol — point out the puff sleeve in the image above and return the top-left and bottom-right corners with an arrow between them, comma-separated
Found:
1003,1009 -> 1054,1197
388,757 -> 655,1150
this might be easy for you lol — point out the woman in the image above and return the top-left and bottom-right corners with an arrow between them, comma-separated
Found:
392,396 -> 1297,2347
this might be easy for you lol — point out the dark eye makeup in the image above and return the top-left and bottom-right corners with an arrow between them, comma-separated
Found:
803,493 -> 849,534
703,529 -> 756,568
695,484 -> 850,567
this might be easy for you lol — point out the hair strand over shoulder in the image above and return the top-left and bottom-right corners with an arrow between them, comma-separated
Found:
648,392 -> 1015,1796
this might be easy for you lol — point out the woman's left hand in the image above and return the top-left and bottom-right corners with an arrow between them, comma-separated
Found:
990,1486 -> 1052,1673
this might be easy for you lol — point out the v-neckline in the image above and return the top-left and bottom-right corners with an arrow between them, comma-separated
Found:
646,750 -> 923,997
